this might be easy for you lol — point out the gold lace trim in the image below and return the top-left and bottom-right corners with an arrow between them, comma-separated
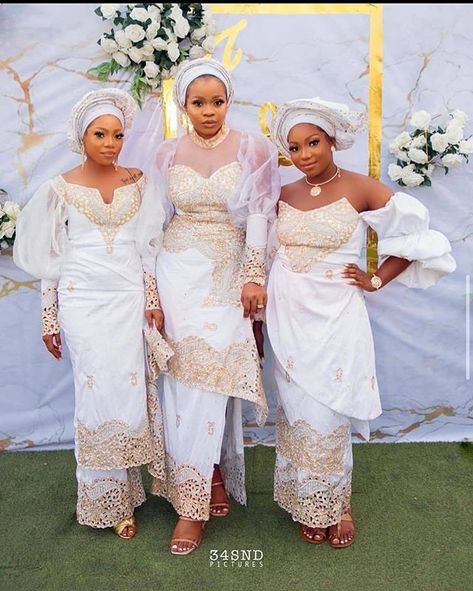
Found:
277,200 -> 359,273
243,244 -> 266,286
76,419 -> 155,470
220,451 -> 246,506
165,163 -> 245,307
55,176 -> 143,252
274,462 -> 352,528
274,408 -> 352,527
76,467 -> 146,528
166,335 -> 267,426
41,283 -> 60,335
143,270 -> 160,310
146,378 -> 166,481
276,408 -> 351,476
150,453 -> 211,521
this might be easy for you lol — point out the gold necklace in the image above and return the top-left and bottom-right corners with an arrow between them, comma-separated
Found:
189,124 -> 230,149
305,166 -> 341,197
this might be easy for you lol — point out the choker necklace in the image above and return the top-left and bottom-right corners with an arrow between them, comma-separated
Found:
305,166 -> 341,197
190,124 -> 229,149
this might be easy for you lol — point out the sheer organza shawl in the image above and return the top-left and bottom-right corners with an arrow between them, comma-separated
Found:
147,130 -> 280,228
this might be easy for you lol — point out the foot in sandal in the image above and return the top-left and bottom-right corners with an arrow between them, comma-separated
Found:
170,516 -> 205,556
327,512 -> 355,548
210,464 -> 229,517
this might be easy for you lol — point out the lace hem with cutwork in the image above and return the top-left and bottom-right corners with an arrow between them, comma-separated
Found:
41,282 -> 60,335
76,419 -> 156,470
150,453 -> 212,521
220,450 -> 246,506
146,378 -> 166,481
76,467 -> 146,528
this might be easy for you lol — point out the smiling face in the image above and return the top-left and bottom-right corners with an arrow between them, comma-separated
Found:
185,75 -> 229,139
82,114 -> 124,166
287,123 -> 335,179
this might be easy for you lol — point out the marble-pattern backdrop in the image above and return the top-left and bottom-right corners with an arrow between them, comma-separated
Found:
0,4 -> 471,450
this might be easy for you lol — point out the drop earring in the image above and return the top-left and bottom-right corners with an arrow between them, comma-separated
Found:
81,144 -> 87,168
113,159 -> 118,171
331,145 -> 336,153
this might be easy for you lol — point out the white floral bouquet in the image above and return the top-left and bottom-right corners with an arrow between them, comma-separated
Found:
0,190 -> 21,252
388,110 -> 473,187
90,3 -> 217,105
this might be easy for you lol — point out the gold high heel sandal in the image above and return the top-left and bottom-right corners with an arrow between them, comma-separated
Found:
113,516 -> 137,540
209,480 -> 230,517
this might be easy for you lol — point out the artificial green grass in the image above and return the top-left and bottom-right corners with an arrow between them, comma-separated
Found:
0,443 -> 472,591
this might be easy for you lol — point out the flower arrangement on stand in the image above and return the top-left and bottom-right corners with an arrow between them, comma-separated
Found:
0,189 -> 21,253
89,3 -> 217,105
388,110 -> 473,187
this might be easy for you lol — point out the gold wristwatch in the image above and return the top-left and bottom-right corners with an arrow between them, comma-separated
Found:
370,274 -> 383,290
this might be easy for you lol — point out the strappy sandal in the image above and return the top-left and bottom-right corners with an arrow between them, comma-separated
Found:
328,512 -> 355,548
209,480 -> 230,517
113,515 -> 137,540
299,523 -> 327,545
170,517 -> 205,556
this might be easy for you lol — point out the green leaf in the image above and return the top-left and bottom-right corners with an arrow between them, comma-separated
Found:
87,61 -> 115,80
422,177 -> 432,186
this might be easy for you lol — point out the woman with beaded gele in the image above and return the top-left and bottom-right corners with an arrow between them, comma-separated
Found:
147,58 -> 280,555
265,97 -> 456,548
14,88 -> 165,540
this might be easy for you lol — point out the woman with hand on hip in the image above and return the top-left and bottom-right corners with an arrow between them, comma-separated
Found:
148,58 -> 280,555
266,97 -> 455,548
14,88 -> 165,539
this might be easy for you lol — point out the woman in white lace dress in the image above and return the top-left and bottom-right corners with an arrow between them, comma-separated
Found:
13,89 -> 165,539
267,98 -> 456,548
148,59 -> 280,555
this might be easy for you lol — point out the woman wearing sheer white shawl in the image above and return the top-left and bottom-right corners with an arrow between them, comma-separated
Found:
13,89 -> 165,539
147,58 -> 280,555
267,97 -> 456,548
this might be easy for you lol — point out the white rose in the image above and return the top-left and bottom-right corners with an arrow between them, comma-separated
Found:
441,153 -> 463,168
390,131 -> 412,151
170,5 -> 183,21
1,220 -> 16,238
112,51 -> 131,68
451,109 -> 468,126
401,165 -> 424,187
130,7 -> 149,22
2,201 -> 20,221
411,135 -> 427,148
167,42 -> 180,62
459,137 -> 473,154
201,36 -> 215,53
407,147 -> 428,164
430,132 -> 449,154
409,110 -> 431,130
128,46 -> 145,63
1,240 -> 9,249
191,27 -> 206,41
174,17 -> 190,39
151,37 -> 168,51
100,4 -> 120,19
388,163 -> 404,181
100,36 -> 118,54
141,41 -> 155,58
445,122 -> 463,144
125,24 -> 146,43
189,44 -> 206,59
147,6 -> 162,21
144,61 -> 160,79
115,30 -> 132,49
391,148 -> 410,163
146,21 -> 160,41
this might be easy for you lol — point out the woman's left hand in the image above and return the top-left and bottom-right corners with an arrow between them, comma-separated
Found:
241,283 -> 267,319
145,308 -> 164,330
342,264 -> 376,292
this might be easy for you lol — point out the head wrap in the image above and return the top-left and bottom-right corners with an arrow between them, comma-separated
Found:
68,88 -> 137,154
172,58 -> 234,112
271,97 -> 366,158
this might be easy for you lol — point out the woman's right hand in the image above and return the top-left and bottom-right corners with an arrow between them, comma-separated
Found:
42,333 -> 62,359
